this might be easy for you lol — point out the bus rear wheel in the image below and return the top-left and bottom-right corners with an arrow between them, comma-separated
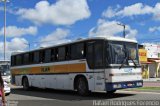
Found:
22,77 -> 30,90
77,77 -> 89,96
107,90 -> 116,94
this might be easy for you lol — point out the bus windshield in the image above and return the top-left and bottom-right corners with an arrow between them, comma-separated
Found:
106,41 -> 139,66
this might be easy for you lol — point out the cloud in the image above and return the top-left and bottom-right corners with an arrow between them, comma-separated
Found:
40,28 -> 70,47
102,3 -> 160,20
0,26 -> 37,37
89,19 -> 137,39
0,6 -> 17,14
149,26 -> 160,32
153,3 -> 160,21
16,0 -> 91,25
0,37 -> 28,60
102,5 -> 120,18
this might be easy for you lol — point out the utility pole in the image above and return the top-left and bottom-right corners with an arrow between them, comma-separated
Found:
117,23 -> 126,38
4,0 -> 6,60
24,42 -> 30,51
1,0 -> 9,60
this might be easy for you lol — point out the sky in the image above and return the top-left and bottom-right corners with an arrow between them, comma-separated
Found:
0,0 -> 160,60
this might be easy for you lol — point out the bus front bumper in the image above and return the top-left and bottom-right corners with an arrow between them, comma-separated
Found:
105,80 -> 143,91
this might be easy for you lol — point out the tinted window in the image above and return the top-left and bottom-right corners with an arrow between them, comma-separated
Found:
71,43 -> 84,59
34,51 -> 39,63
29,52 -> 34,64
45,49 -> 51,62
11,56 -> 15,66
51,49 -> 56,61
87,42 -> 94,69
58,47 -> 65,61
39,51 -> 45,63
66,46 -> 70,60
23,54 -> 29,64
94,42 -> 103,67
16,55 -> 22,65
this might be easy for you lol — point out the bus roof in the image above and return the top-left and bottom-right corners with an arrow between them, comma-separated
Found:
101,36 -> 137,43
11,36 -> 137,56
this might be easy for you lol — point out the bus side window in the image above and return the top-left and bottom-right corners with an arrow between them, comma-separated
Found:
87,42 -> 94,69
51,49 -> 55,62
45,49 -> 51,63
11,56 -> 15,66
71,43 -> 84,60
94,42 -> 103,68
14,56 -> 16,66
39,50 -> 45,63
65,45 -> 70,60
29,52 -> 34,64
58,47 -> 66,61
33,51 -> 39,64
23,53 -> 29,65
16,55 -> 22,65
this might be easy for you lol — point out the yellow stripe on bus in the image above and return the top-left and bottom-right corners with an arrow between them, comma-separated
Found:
11,63 -> 86,75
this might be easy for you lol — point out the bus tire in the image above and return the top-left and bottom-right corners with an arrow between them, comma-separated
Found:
77,77 -> 89,96
22,77 -> 30,91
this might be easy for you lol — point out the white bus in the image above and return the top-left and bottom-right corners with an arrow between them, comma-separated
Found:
11,37 -> 143,95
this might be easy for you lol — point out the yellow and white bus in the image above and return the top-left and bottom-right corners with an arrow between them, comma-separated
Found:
11,37 -> 143,95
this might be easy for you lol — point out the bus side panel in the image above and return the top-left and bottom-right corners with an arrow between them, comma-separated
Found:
45,75 -> 57,89
56,74 -> 70,90
28,74 -> 71,90
94,70 -> 105,91
86,73 -> 95,91
15,75 -> 23,86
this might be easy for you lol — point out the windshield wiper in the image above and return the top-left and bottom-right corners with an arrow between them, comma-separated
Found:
119,48 -> 128,69
128,57 -> 137,68
119,56 -> 128,69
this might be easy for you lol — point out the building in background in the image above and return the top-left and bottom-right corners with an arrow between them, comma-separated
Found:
142,43 -> 160,78
138,45 -> 151,79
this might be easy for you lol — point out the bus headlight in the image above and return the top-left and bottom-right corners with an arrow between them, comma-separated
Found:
113,84 -> 122,88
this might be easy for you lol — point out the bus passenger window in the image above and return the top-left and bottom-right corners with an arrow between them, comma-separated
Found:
65,46 -> 70,60
45,49 -> 51,63
58,47 -> 65,61
94,42 -> 103,68
51,49 -> 56,61
11,56 -> 15,66
87,42 -> 94,69
39,51 -> 45,63
34,51 -> 39,64
71,43 -> 84,59
23,53 -> 29,65
16,55 -> 22,65
29,52 -> 34,64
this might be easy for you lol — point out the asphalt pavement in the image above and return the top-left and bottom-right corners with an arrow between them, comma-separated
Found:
3,86 -> 160,106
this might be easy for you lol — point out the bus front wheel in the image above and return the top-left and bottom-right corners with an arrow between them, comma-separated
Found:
22,77 -> 30,90
77,77 -> 89,96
